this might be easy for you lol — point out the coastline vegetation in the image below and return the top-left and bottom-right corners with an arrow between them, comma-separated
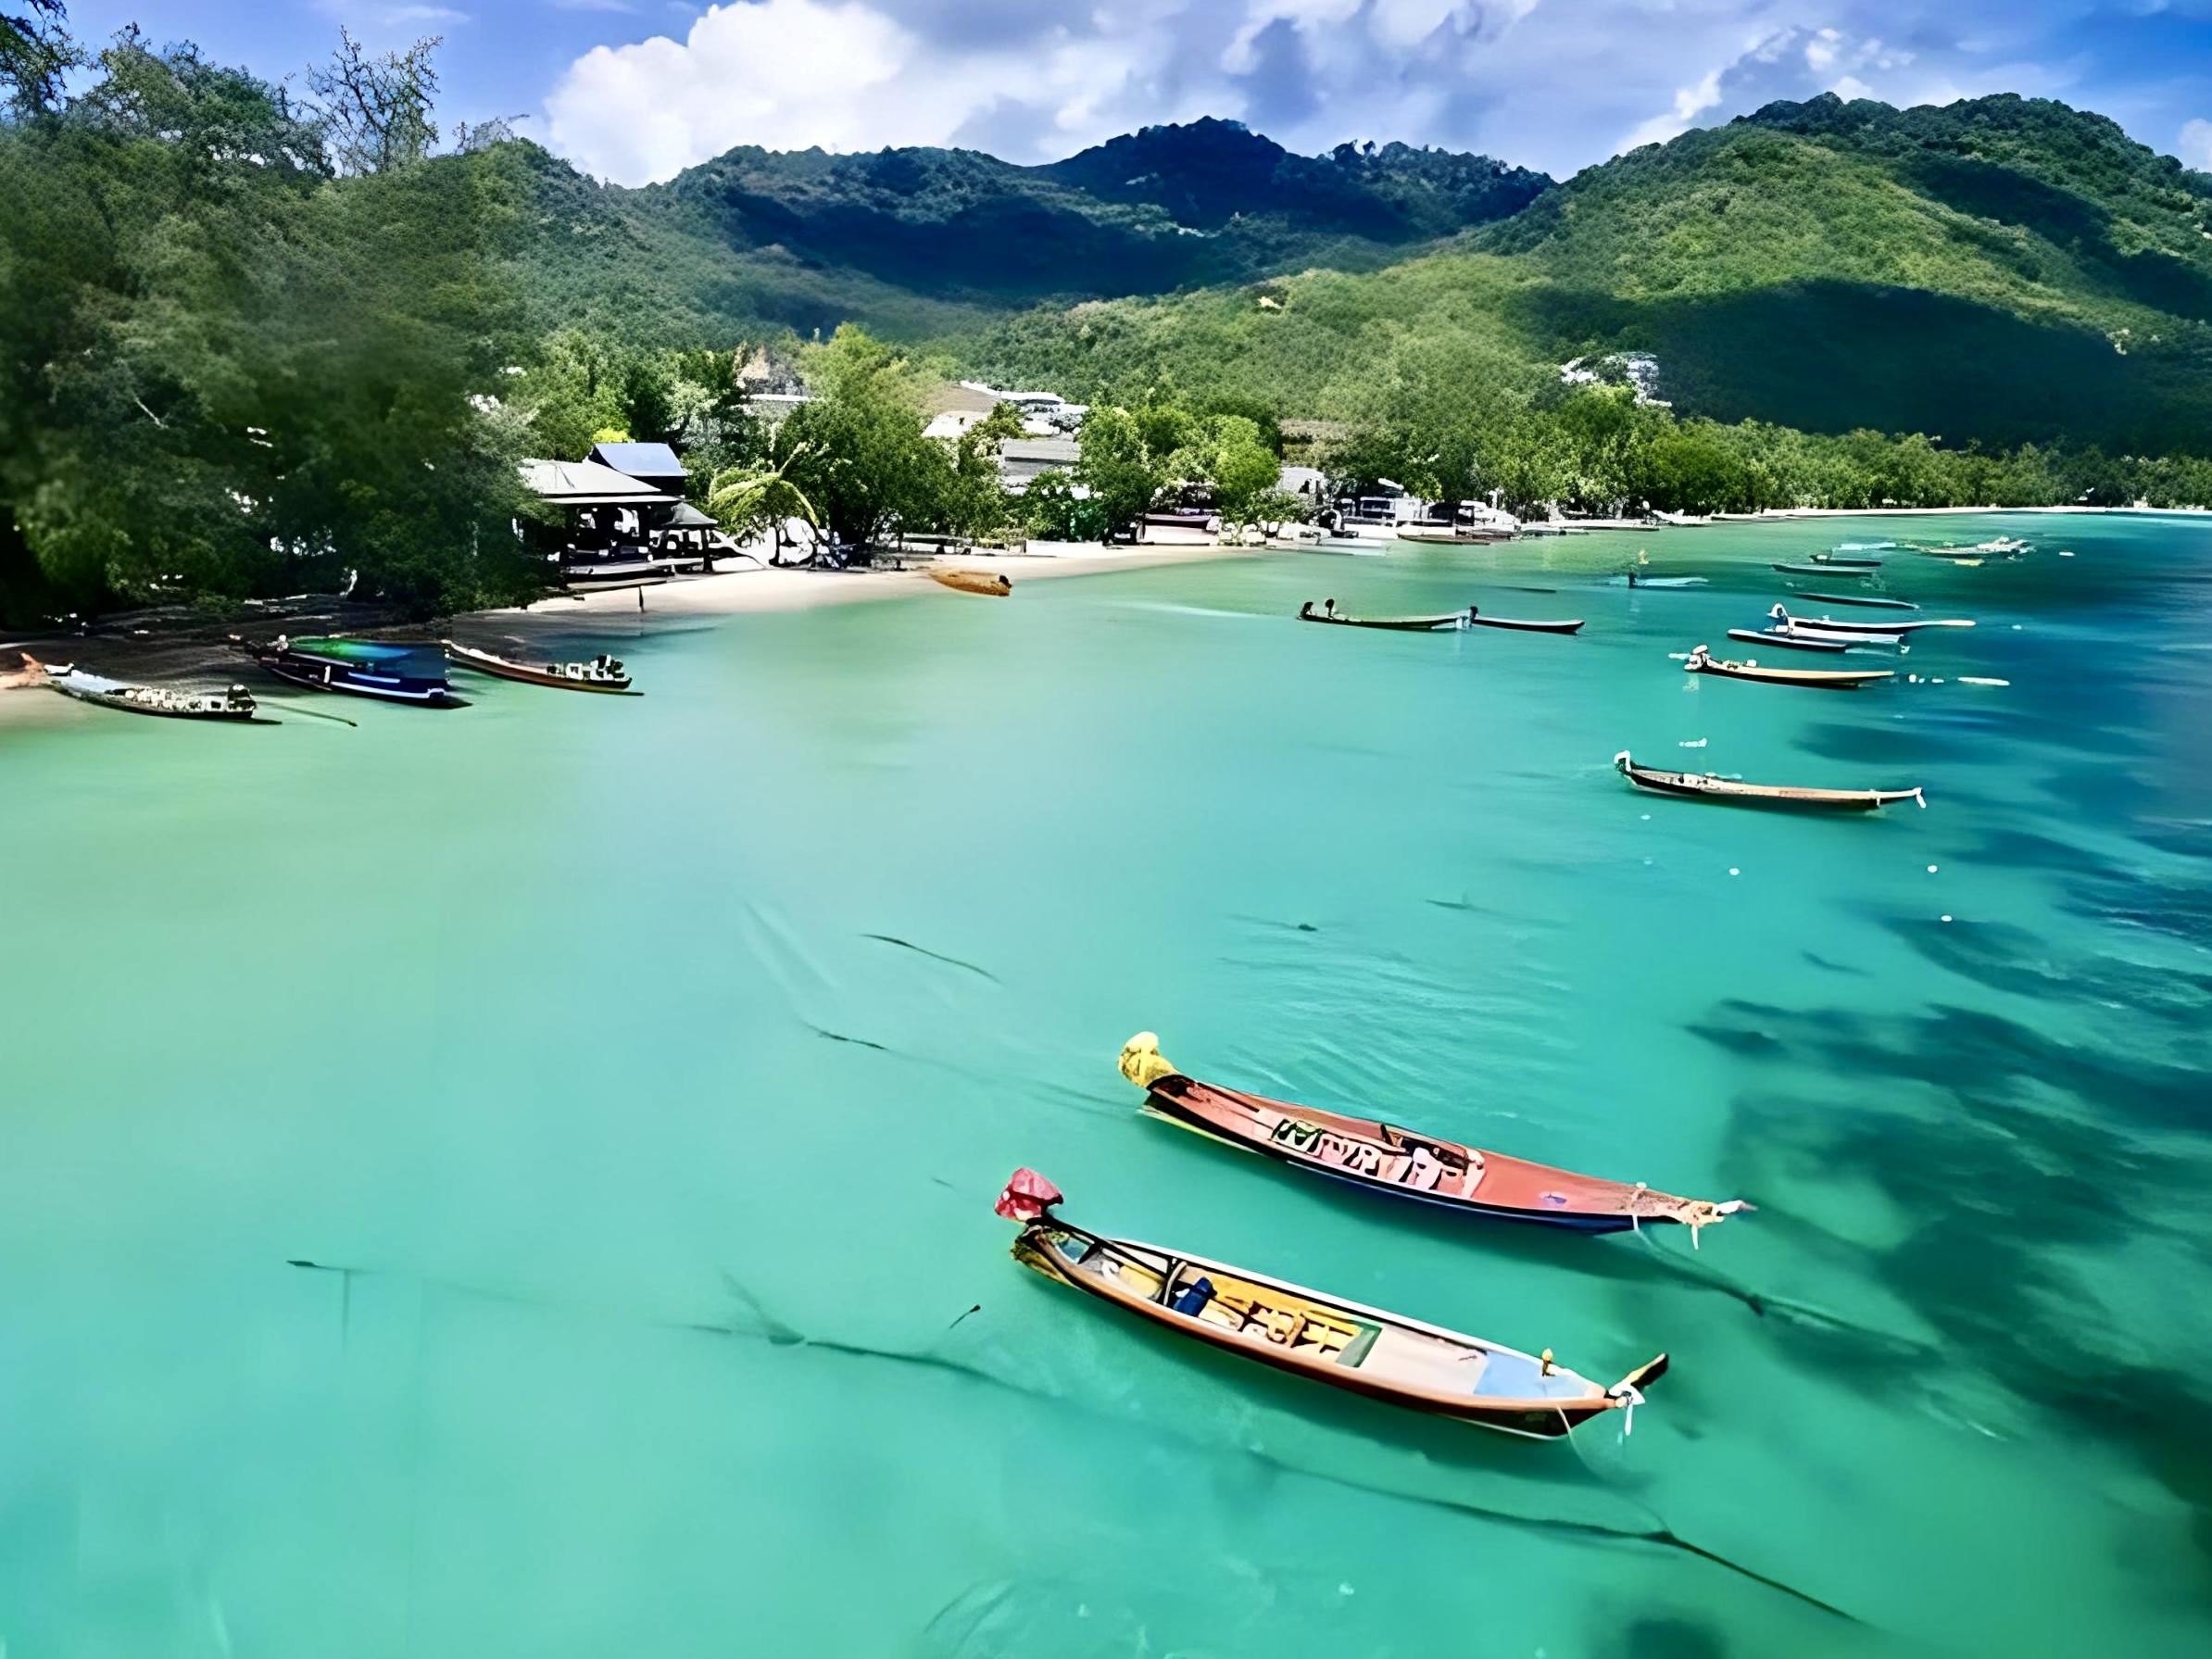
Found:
5,11 -> 2209,630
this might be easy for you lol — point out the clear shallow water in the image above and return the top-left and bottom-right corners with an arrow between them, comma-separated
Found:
4,516 -> 2210,1656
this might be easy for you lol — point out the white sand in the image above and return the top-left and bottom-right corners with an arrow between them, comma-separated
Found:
476,539 -> 1257,636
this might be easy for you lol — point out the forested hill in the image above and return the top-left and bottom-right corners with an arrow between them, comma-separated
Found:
509,119 -> 1550,338
958,94 -> 2212,454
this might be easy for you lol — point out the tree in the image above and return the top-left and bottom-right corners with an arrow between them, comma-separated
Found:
307,28 -> 440,176
778,325 -> 947,547
707,446 -> 819,558
0,31 -> 537,620
1206,415 -> 1285,529
1,0 -> 73,113
1075,405 -> 1180,539
933,402 -> 1022,540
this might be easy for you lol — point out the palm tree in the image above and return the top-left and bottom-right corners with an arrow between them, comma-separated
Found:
707,446 -> 822,566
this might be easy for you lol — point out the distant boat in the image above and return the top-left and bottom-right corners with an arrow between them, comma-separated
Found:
1683,645 -> 1893,688
997,1166 -> 1669,1440
31,657 -> 270,723
1615,751 -> 1923,811
444,641 -> 636,693
927,568 -> 1012,597
1611,573 -> 1704,587
1773,561 -> 1867,577
239,635 -> 464,707
1793,590 -> 1918,610
1298,601 -> 1465,632
1466,607 -> 1582,635
1810,552 -> 1884,568
1726,627 -> 1851,654
1768,605 -> 1973,635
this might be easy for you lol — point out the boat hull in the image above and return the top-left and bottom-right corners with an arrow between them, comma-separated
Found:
1726,628 -> 1847,654
445,643 -> 635,693
1137,1070 -> 1734,1236
1616,754 -> 1919,811
1298,608 -> 1465,632
1467,611 -> 1583,635
1012,1223 -> 1634,1439
1793,591 -> 1918,610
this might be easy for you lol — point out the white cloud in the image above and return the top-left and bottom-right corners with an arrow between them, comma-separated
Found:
2181,118 -> 2212,172
547,0 -> 1240,185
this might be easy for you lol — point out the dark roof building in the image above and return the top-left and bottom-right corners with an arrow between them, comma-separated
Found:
586,442 -> 687,496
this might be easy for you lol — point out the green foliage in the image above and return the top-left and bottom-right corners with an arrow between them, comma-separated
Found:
1,0 -> 75,113
1019,470 -> 1110,542
0,30 -> 538,622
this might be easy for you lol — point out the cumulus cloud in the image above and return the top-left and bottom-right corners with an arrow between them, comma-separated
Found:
2181,118 -> 2212,171
536,0 -> 2212,186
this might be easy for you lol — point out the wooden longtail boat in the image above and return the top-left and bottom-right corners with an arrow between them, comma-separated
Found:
1683,646 -> 1893,688
928,568 -> 1012,597
1466,607 -> 1583,635
1613,574 -> 1705,587
1725,627 -> 1849,655
1118,1034 -> 1746,1239
997,1168 -> 1669,1439
1793,591 -> 1918,610
1809,552 -> 1883,568
1774,621 -> 1901,647
237,636 -> 464,707
27,656 -> 271,723
1773,562 -> 1866,578
1767,605 -> 1972,635
1298,601 -> 1465,632
443,641 -> 636,693
1615,751 -> 1923,811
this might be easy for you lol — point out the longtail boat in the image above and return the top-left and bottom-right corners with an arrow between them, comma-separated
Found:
997,1168 -> 1668,1439
1725,627 -> 1849,655
1809,552 -> 1883,568
1466,607 -> 1583,635
1793,590 -> 1918,610
28,656 -> 271,723
237,635 -> 463,707
1772,562 -> 1866,578
1118,1034 -> 1746,1239
1774,620 -> 1901,647
1767,605 -> 1972,635
1615,751 -> 1923,811
444,641 -> 636,693
928,568 -> 1012,597
1683,646 -> 1892,688
1612,574 -> 1705,587
1298,601 -> 1464,632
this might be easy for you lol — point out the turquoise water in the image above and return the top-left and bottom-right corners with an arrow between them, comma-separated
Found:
5,516 -> 2210,1655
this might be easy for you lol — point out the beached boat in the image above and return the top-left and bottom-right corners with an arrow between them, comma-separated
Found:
444,641 -> 635,693
927,568 -> 1012,597
1767,605 -> 1972,636
1298,601 -> 1465,632
1725,627 -> 1850,654
1810,552 -> 1883,568
1615,751 -> 1923,811
1772,562 -> 1867,578
1466,607 -> 1582,635
1119,1035 -> 1745,1238
238,635 -> 464,707
1683,646 -> 1893,688
1793,591 -> 1918,610
30,657 -> 270,723
997,1168 -> 1670,1439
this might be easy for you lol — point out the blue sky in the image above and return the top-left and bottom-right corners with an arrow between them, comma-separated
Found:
74,1 -> 2212,185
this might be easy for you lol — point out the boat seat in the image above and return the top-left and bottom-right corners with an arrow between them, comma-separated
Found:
1169,1275 -> 1215,1318
1404,1149 -> 1444,1191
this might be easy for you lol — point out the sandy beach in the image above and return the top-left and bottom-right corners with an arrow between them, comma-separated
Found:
478,538 -> 1255,639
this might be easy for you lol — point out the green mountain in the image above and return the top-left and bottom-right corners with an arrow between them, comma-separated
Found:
957,94 -> 2212,453
503,119 -> 1549,343
505,94 -> 2212,455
